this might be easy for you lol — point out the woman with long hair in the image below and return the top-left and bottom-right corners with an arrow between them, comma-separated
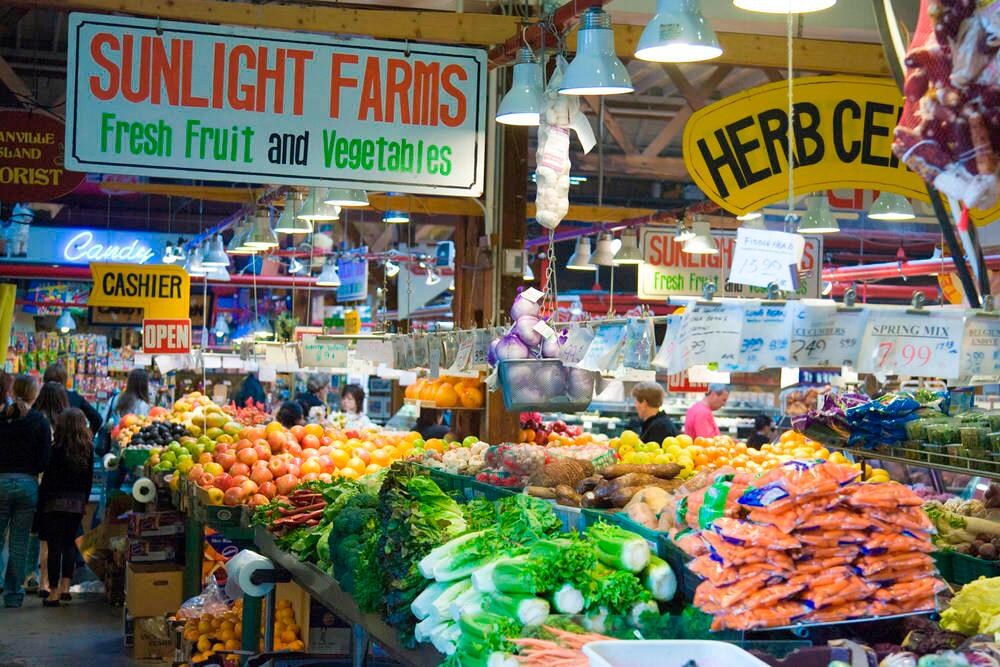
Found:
34,382 -> 69,434
38,408 -> 93,606
0,375 -> 52,607
116,368 -> 151,417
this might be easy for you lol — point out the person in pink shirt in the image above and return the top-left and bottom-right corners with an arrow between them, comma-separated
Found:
684,384 -> 729,439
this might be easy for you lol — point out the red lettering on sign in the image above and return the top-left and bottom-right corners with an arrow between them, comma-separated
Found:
142,319 -> 192,354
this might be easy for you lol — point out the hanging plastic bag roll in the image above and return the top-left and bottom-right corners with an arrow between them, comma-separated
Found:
225,549 -> 277,598
132,477 -> 156,503
102,452 -> 119,470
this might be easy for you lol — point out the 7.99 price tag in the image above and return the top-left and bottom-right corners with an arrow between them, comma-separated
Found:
857,309 -> 965,379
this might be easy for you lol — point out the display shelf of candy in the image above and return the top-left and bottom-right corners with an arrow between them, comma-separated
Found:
6,332 -> 109,373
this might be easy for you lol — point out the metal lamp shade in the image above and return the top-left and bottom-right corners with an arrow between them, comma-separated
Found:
315,259 -> 341,287
297,189 -> 341,222
635,0 -> 722,63
613,230 -> 645,264
868,192 -> 915,221
497,49 -> 544,126
323,188 -> 369,207
799,195 -> 840,233
245,214 -> 279,248
682,220 -> 718,254
567,236 -> 595,270
559,9 -> 634,96
733,0 -> 836,12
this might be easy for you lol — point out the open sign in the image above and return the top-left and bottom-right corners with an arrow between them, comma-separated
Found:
143,318 -> 191,354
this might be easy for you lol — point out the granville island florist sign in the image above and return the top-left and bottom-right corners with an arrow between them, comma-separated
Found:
65,13 -> 487,196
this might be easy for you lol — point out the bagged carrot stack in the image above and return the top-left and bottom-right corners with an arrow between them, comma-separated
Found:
679,460 -> 945,631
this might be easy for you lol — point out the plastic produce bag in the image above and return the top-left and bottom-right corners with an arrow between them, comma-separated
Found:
175,579 -> 233,620
622,318 -> 654,370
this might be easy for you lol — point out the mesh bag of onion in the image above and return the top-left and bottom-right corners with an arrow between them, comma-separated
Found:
497,358 -> 597,412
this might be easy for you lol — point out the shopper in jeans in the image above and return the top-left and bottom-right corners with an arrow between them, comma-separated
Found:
0,375 -> 52,607
38,408 -> 93,607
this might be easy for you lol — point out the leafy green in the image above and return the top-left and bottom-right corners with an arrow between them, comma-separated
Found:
940,576 -> 1000,635
494,495 -> 563,544
463,498 -> 497,531
589,566 -> 652,616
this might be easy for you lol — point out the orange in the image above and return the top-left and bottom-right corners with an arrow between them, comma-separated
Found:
365,463 -> 382,475
302,434 -> 320,449
459,386 -> 484,408
304,423 -> 324,438
329,449 -> 350,469
339,467 -> 360,479
425,439 -> 446,453
419,382 -> 438,402
280,630 -> 297,643
434,383 -> 460,408
371,449 -> 390,467
265,421 -> 284,435
404,380 -> 423,400
289,425 -> 306,442
346,456 -> 366,471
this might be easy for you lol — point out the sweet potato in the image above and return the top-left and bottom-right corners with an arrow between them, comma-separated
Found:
602,464 -> 681,480
611,486 -> 642,508
555,484 -> 581,507
526,486 -> 556,499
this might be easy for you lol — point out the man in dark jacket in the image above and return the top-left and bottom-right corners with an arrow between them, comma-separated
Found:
42,364 -> 102,434
631,381 -> 677,445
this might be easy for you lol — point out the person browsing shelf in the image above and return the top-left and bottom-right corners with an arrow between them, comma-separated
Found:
684,384 -> 729,439
630,382 -> 677,444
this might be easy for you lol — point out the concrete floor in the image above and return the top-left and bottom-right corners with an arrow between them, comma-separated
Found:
0,594 -> 148,667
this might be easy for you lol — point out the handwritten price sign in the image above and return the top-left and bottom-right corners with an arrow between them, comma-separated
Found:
960,315 -> 1000,377
857,308 -> 965,379
791,304 -> 870,368
728,228 -> 805,291
667,302 -> 744,373
736,302 -> 796,371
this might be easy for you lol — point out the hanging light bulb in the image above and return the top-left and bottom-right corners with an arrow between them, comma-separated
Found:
497,48 -> 544,126
213,314 -> 230,338
560,8 -> 634,96
448,276 -> 455,291
275,195 -> 313,234
383,210 -> 410,224
185,244 -> 207,275
682,218 -> 718,254
384,259 -> 400,278
590,233 -> 619,266
798,195 -> 841,234
323,187 -> 369,207
202,234 -> 229,267
613,229 -> 645,264
567,236 -> 595,270
733,0 -> 836,13
162,241 -> 177,264
244,212 -> 279,248
674,219 -> 696,243
523,255 -> 535,281
56,310 -> 76,333
635,0 -> 722,63
315,258 -> 341,287
868,192 -> 915,221
298,189 -> 341,222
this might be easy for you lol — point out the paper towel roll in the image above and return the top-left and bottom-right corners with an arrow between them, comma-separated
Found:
132,477 -> 157,503
103,452 -> 119,470
225,549 -> 276,598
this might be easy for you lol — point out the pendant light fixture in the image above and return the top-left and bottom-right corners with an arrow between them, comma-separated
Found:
383,209 -> 410,224
297,189 -> 342,222
384,259 -> 400,278
425,265 -> 442,286
202,234 -> 229,267
733,0 -> 836,13
737,210 -> 762,222
245,212 -> 279,249
868,192 -> 915,221
613,229 -> 645,264
56,310 -> 76,333
206,266 -> 231,282
323,188 -> 369,207
682,218 -> 719,254
590,233 -> 619,266
275,195 -> 314,234
567,236 -> 595,270
523,257 -> 535,281
288,257 -> 306,275
560,8 -> 634,96
798,195 -> 841,233
213,314 -> 230,338
497,48 -> 544,126
315,258 -> 341,287
227,220 -> 254,255
674,219 -> 696,243
738,212 -> 768,230
185,243 -> 207,275
448,277 -> 456,291
635,0 -> 722,63
162,241 -> 177,264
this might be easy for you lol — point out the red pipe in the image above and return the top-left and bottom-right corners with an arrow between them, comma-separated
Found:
0,263 -> 324,288
828,283 -> 940,301
489,0 -> 610,65
822,254 -> 1000,282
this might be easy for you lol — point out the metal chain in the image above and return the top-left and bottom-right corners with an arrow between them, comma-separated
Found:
542,229 -> 558,316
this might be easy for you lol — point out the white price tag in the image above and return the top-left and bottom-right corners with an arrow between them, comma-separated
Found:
670,303 -> 744,373
258,365 -> 277,382
857,308 -> 965,379
577,324 -> 625,373
560,326 -> 594,366
133,353 -> 152,367
533,319 -> 556,340
791,303 -> 869,368
521,287 -> 545,303
428,340 -> 442,379
735,301 -> 796,371
728,228 -> 805,291
960,314 -> 1000,377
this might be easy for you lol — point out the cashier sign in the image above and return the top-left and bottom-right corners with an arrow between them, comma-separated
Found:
88,263 -> 192,353
683,75 -> 1000,222
64,13 -> 487,196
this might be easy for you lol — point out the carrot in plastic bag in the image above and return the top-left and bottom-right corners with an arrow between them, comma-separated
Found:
867,507 -> 934,533
799,545 -> 861,561
798,530 -> 869,547
747,496 -> 840,531
855,553 -> 934,577
688,555 -> 740,586
694,572 -> 771,611
703,532 -> 795,569
864,564 -> 937,584
874,578 -> 945,604
710,517 -> 802,549
799,510 -> 876,532
673,530 -> 708,557
803,576 -> 874,609
868,595 -> 936,618
787,565 -> 854,590
861,531 -> 935,556
731,581 -> 807,614
843,483 -> 923,509
795,556 -> 858,575
711,601 -> 810,631
803,600 -> 869,624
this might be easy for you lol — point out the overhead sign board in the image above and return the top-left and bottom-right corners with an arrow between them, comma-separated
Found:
0,225 -> 170,265
637,227 -> 821,300
88,262 -> 189,318
336,258 -> 369,302
682,75 -> 1000,224
142,318 -> 191,354
0,110 -> 85,202
65,13 -> 487,196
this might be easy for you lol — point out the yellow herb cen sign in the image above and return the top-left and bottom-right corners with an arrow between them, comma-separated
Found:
683,76 -> 927,216
88,263 -> 189,319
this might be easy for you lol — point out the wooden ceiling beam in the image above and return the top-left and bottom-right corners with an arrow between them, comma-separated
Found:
583,96 -> 636,155
573,153 -> 688,180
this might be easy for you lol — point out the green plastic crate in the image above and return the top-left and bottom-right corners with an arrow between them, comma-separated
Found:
949,551 -> 1000,585
419,466 -> 465,496
122,448 -> 151,469
460,477 -> 517,501
932,551 -> 953,583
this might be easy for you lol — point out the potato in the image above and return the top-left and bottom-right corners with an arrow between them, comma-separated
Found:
626,501 -> 657,529
628,486 -> 671,514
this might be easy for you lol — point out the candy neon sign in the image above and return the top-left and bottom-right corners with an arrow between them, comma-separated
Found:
62,230 -> 156,265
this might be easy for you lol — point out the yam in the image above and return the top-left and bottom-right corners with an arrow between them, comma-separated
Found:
526,486 -> 557,499
576,475 -> 604,494
602,464 -> 681,480
609,472 -> 662,489
555,484 -> 582,507
627,487 -> 671,514
532,458 -> 595,488
611,486 -> 642,508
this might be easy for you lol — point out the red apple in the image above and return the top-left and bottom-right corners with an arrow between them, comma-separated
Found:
213,443 -> 229,455
301,448 -> 319,459
216,451 -> 237,472
318,473 -> 333,483
229,462 -> 250,478
267,459 -> 289,478
250,467 -> 273,485
188,464 -> 204,481
253,444 -> 271,462
321,436 -> 333,447
285,442 -> 302,457
301,472 -> 319,483
237,448 -> 258,466
236,438 -> 254,451
198,472 -> 215,488
287,463 -> 300,478
352,448 -> 372,465
275,474 -> 299,496
223,487 -> 244,506
249,493 -> 270,507
240,479 -> 259,497
213,473 -> 234,491
259,481 -> 277,499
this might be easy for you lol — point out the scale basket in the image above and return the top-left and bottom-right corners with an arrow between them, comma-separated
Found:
498,359 -> 596,412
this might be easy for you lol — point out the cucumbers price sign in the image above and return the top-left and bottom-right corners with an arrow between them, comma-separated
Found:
65,14 -> 486,195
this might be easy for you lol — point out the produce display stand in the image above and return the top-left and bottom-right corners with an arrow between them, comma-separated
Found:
253,526 -> 442,667
837,446 -> 1000,481
180,479 -> 254,600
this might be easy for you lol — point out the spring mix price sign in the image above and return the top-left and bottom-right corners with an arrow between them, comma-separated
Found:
65,13 -> 487,195
857,308 -> 966,379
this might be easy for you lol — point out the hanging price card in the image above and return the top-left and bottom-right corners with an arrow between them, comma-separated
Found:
449,332 -> 474,373
857,308 -> 965,379
960,314 -> 1000,377
735,301 -> 797,371
669,302 -> 744,373
427,338 -> 442,379
561,326 -> 595,366
299,338 -> 349,369
652,322 -> 677,372
791,303 -> 870,368
577,324 -> 625,373
472,329 -> 494,369
728,228 -> 805,291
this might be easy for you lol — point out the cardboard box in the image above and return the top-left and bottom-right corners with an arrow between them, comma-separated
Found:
127,535 -> 180,563
307,599 -> 350,655
128,511 -> 184,537
132,616 -> 172,660
125,562 -> 183,618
